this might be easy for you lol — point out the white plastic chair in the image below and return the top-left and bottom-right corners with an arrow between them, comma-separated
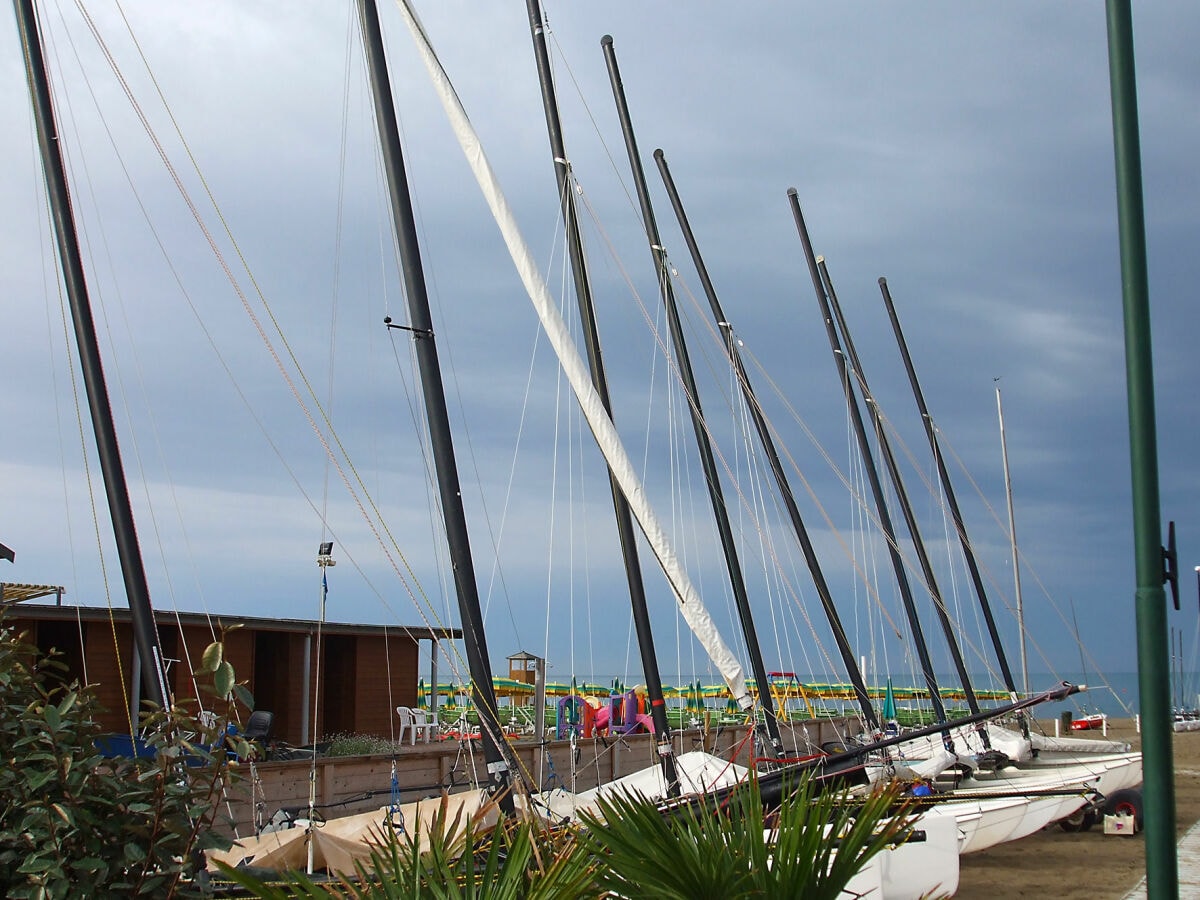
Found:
396,705 -> 414,744
396,706 -> 437,745
411,707 -> 437,743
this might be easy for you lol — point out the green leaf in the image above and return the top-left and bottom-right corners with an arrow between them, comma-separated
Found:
214,661 -> 235,699
50,802 -> 74,826
232,682 -> 254,709
199,641 -> 223,674
124,841 -> 147,864
16,856 -> 55,874
24,769 -> 57,792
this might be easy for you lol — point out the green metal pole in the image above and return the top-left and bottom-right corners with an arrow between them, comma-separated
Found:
1104,3 -> 1176,896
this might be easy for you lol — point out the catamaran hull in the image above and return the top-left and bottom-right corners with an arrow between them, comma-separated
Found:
840,812 -> 960,899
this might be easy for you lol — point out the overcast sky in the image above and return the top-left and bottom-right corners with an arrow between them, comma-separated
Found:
2,2 -> 1197,709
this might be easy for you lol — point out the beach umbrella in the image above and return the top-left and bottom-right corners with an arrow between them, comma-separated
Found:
417,678 -> 427,709
882,677 -> 897,721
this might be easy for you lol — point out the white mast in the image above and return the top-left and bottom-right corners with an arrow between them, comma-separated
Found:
996,381 -> 1028,697
393,0 -> 752,709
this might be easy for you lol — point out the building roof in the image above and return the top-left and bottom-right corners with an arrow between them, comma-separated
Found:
506,649 -> 542,662
0,583 -> 65,605
3,599 -> 461,642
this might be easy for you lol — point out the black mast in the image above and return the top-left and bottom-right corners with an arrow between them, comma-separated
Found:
523,0 -> 679,791
818,257 -> 992,748
14,0 -> 169,710
356,0 -> 514,811
655,151 -> 880,730
787,189 -> 950,729
878,277 -> 1022,701
601,35 -> 784,757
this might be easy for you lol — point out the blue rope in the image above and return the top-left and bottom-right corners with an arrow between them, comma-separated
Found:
387,758 -> 406,833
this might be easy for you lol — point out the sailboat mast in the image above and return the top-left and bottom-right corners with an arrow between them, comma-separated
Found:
654,151 -> 879,730
14,0 -> 169,710
523,0 -> 679,791
818,258 -> 985,723
355,0 -> 514,811
878,278 -> 1021,698
995,384 -> 1029,697
600,35 -> 783,757
787,190 -> 950,728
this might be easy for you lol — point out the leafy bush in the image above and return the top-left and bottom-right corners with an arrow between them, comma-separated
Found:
0,616 -> 246,898
580,775 -> 917,900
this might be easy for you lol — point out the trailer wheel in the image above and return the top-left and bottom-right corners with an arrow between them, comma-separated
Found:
1103,788 -> 1144,831
1057,806 -> 1098,832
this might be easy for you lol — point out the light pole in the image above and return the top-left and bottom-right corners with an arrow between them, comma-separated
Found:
317,541 -> 335,623
307,541 -> 335,874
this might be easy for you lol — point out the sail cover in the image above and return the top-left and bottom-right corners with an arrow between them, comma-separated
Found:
393,0 -> 751,709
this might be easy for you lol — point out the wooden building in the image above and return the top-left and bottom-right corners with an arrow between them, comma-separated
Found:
1,585 -> 460,746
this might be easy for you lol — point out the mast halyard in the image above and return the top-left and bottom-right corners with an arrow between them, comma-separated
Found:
654,150 -> 880,731
601,35 -> 784,759
14,0 -> 170,711
524,0 -> 680,792
355,0 -> 516,813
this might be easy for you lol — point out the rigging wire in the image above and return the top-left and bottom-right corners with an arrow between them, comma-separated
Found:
52,2 -> 223,709
69,1 -> 533,780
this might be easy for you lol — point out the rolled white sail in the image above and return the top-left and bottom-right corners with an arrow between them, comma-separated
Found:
394,0 -> 751,708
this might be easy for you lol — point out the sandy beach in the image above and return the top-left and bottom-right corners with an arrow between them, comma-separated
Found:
954,719 -> 1200,898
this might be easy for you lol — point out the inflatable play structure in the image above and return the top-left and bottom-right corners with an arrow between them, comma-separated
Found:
556,689 -> 654,739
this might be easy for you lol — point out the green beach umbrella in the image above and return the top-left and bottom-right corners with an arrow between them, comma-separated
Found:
882,677 -> 897,721
417,677 -> 427,709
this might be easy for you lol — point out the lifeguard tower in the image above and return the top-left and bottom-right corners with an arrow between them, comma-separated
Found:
506,650 -> 545,739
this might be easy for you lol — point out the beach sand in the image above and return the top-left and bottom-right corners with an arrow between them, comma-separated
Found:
954,718 -> 1200,898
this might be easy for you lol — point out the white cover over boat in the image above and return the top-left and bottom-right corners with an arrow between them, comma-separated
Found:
207,789 -> 496,876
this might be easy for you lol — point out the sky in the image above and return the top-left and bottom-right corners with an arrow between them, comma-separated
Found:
2,2 -> 1198,710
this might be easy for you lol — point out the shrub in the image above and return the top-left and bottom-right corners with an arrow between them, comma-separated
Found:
0,616 -> 246,898
324,733 -> 405,757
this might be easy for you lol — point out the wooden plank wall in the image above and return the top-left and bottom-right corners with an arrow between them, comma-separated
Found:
214,718 -> 857,838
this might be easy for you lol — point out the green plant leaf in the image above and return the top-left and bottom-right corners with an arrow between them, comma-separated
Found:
232,682 -> 254,709
214,661 -> 235,699
199,641 -> 223,674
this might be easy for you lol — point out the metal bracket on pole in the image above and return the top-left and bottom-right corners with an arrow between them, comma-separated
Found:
383,316 -> 433,338
1163,520 -> 1179,610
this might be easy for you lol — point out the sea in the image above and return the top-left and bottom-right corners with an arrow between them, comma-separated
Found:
843,671 -> 1197,720
1008,671 -> 1199,720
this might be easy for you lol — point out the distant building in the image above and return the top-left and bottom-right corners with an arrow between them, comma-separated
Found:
1,586 -> 459,746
